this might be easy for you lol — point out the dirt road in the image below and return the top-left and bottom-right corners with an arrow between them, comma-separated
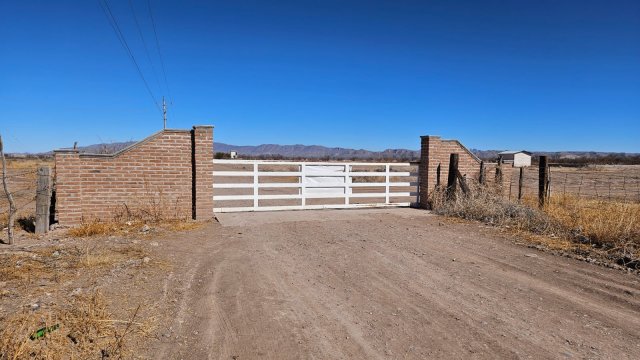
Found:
150,208 -> 640,359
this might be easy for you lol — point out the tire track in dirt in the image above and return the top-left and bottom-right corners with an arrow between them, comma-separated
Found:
149,209 -> 640,359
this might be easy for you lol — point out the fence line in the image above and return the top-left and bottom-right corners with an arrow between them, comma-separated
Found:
501,165 -> 640,203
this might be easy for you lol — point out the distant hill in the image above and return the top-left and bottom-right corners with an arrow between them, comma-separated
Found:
78,141 -> 137,154
471,149 -> 640,163
7,141 -> 639,164
214,142 -> 419,160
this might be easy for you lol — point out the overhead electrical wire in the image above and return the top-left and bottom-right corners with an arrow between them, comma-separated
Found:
98,0 -> 162,113
128,0 -> 163,96
147,0 -> 174,107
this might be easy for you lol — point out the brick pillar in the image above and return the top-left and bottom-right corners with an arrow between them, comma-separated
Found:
54,149 -> 83,225
418,135 -> 441,209
192,125 -> 214,220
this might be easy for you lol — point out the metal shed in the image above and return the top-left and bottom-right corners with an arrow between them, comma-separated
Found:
498,150 -> 532,167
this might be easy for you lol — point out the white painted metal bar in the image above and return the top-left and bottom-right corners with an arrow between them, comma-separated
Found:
300,163 -> 306,207
214,159 -> 412,167
213,171 -> 412,177
253,163 -> 258,208
213,182 -> 415,189
385,164 -> 390,204
214,202 -> 412,213
344,164 -> 350,205
212,171 -> 253,176
212,159 -> 417,213
214,192 -> 416,201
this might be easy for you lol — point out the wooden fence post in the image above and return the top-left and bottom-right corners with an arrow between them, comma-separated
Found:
539,156 -> 548,207
495,156 -> 503,184
1,135 -> 17,244
518,167 -> 524,201
35,166 -> 51,234
446,154 -> 458,200
479,161 -> 485,185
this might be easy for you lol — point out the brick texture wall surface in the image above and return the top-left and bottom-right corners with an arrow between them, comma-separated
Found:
54,126 -> 214,226
418,136 -> 511,208
193,126 -> 214,219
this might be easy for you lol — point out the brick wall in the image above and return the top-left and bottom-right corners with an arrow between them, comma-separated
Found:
54,126 -> 214,226
418,136 -> 482,208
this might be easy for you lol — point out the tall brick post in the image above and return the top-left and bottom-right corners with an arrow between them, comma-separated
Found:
192,125 -> 214,220
419,136 -> 441,209
53,149 -> 83,225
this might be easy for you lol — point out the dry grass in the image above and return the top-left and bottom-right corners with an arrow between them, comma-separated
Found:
540,195 -> 640,256
0,244 -> 147,289
67,218 -> 204,238
67,221 -> 118,238
0,158 -> 47,231
4,158 -> 52,170
0,291 -> 153,359
430,184 -> 640,268
430,184 -> 559,235
164,219 -> 204,232
0,239 -> 154,358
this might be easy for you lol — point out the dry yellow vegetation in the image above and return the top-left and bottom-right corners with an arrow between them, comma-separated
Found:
0,241 -> 154,359
431,184 -> 640,267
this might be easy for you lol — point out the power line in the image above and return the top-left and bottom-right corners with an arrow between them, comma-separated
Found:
128,0 -> 163,96
147,0 -> 174,107
98,0 -> 162,113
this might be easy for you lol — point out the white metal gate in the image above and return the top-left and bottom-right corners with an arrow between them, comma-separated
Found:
212,160 -> 417,212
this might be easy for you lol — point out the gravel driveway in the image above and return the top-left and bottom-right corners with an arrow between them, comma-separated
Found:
150,208 -> 640,359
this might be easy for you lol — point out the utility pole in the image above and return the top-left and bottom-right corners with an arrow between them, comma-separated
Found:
162,96 -> 167,129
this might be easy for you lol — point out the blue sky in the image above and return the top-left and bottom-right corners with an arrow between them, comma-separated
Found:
1,0 -> 639,153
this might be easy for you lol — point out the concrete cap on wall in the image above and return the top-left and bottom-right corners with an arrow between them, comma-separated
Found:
420,135 -> 441,139
193,125 -> 214,129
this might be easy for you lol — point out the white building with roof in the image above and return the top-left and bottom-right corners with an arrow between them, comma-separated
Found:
498,150 -> 532,167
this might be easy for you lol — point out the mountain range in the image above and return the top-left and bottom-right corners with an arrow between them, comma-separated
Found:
8,141 -> 639,162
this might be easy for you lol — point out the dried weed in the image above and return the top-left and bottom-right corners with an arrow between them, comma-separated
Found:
430,184 -> 640,267
0,291 -> 153,359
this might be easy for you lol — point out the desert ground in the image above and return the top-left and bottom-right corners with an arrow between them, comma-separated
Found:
2,208 -> 640,358
1,161 -> 640,359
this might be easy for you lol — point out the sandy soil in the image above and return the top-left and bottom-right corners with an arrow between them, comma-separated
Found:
148,208 -> 640,359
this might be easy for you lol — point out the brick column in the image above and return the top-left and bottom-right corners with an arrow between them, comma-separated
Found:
418,135 -> 441,209
54,149 -> 83,225
192,125 -> 214,220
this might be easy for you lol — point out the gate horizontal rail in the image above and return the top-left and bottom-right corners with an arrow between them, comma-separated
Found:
213,159 -> 417,213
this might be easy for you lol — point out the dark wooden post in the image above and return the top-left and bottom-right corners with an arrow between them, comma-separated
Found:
517,167 -> 524,201
446,154 -> 458,200
436,163 -> 441,187
35,166 -> 51,234
538,156 -> 548,207
479,161 -> 485,185
495,156 -> 503,184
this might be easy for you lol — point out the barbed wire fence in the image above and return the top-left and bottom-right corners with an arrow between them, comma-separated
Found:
1,155 -> 46,245
504,164 -> 640,204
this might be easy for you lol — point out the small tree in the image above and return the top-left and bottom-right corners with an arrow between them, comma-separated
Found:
214,152 -> 231,159
0,135 -> 17,244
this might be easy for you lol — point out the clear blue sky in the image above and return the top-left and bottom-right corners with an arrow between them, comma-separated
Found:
1,0 -> 639,153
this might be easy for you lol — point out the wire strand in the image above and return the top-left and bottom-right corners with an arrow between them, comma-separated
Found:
98,0 -> 162,113
147,0 -> 174,109
128,0 -> 163,97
